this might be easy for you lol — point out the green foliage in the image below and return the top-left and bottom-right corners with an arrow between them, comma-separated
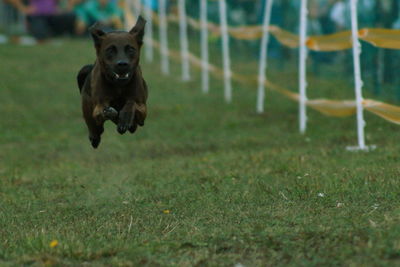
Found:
1,40 -> 400,266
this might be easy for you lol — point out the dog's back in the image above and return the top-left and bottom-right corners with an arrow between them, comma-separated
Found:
77,64 -> 94,93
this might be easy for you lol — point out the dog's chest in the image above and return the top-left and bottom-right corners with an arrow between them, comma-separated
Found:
110,95 -> 127,111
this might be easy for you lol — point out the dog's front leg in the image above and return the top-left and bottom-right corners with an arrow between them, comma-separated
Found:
93,103 -> 118,125
117,101 -> 136,134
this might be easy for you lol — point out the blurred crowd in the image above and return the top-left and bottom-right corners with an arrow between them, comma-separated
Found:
2,0 -> 400,42
1,0 -> 127,41
186,0 -> 400,33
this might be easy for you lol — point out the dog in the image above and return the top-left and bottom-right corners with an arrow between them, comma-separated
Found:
77,16 -> 148,148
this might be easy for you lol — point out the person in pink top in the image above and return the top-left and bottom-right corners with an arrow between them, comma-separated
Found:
7,0 -> 76,41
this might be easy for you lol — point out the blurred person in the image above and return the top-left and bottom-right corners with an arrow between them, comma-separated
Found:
308,0 -> 322,68
225,0 -> 259,25
356,0 -> 378,95
74,0 -> 123,35
328,0 -> 352,75
329,0 -> 349,31
227,0 -> 245,26
6,0 -> 76,41
393,0 -> 400,29
317,0 -> 336,34
358,0 -> 377,27
375,0 -> 400,94
236,0 -> 258,25
142,0 -> 157,11
308,0 -> 322,35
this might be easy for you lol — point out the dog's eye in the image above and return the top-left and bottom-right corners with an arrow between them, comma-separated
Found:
126,46 -> 136,55
105,46 -> 117,57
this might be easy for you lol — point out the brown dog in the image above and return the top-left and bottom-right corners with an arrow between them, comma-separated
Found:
77,16 -> 148,148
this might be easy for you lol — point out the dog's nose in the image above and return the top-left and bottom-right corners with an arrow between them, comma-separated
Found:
117,61 -> 129,68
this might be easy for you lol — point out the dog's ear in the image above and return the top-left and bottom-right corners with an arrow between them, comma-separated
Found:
129,16 -> 146,45
89,23 -> 106,48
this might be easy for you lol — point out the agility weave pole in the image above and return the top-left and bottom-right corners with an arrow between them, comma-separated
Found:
200,0 -> 210,94
124,0 -> 400,149
257,0 -> 274,114
158,0 -> 170,75
298,0 -> 308,134
218,0 -> 232,103
349,0 -> 368,150
178,0 -> 190,81
143,0 -> 154,62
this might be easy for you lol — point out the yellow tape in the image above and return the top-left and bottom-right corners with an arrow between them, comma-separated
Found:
264,80 -> 357,117
229,25 -> 264,40
308,28 -> 400,51
364,99 -> 400,124
150,38 -> 400,124
268,25 -> 299,48
307,31 -> 352,51
359,28 -> 400,49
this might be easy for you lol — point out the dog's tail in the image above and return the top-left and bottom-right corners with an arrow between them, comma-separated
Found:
77,64 -> 94,93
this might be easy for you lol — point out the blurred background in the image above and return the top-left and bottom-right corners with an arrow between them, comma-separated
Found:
1,0 -> 400,103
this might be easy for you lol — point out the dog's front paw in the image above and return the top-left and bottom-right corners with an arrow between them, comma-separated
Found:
117,111 -> 134,135
103,107 -> 118,120
117,124 -> 128,135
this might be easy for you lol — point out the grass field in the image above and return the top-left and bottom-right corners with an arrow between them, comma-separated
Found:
1,38 -> 400,266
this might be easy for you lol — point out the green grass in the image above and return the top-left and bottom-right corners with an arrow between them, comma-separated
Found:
1,38 -> 400,267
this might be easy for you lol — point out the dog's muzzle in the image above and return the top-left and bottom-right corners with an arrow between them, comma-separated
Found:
113,60 -> 132,81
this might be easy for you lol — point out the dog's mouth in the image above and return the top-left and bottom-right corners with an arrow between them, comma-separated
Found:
113,72 -> 130,80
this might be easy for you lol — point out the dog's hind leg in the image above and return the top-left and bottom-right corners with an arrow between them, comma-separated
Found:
83,98 -> 104,148
88,126 -> 103,148
84,116 -> 104,148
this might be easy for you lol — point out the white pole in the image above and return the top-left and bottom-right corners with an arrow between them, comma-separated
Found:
178,0 -> 190,81
218,0 -> 232,103
144,0 -> 154,62
200,0 -> 209,94
158,0 -> 170,75
257,0 -> 274,114
299,0 -> 308,134
350,0 -> 366,149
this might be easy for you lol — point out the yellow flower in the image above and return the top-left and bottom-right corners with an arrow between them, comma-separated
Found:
163,209 -> 170,214
49,240 -> 58,248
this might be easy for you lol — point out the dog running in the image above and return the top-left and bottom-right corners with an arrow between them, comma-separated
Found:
77,16 -> 148,148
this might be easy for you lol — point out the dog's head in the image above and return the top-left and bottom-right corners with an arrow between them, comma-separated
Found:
89,16 -> 146,84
